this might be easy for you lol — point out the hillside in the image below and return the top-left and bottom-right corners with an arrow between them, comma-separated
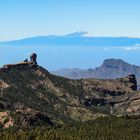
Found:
52,59 -> 140,88
0,58 -> 140,129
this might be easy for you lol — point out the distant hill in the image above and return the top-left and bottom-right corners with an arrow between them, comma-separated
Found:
1,32 -> 140,46
52,59 -> 140,88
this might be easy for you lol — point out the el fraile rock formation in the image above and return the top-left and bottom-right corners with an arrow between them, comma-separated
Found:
0,53 -> 140,128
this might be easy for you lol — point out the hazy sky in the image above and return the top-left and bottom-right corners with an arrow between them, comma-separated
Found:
0,0 -> 140,41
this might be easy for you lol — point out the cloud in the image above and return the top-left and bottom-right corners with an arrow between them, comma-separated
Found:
82,32 -> 94,37
134,44 -> 140,46
124,47 -> 140,51
101,46 -> 140,51
103,48 -> 109,51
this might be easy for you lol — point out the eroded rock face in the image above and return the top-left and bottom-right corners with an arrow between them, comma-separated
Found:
112,93 -> 140,116
82,74 -> 138,114
103,75 -> 139,116
0,80 -> 10,89
82,74 -> 137,98
0,111 -> 14,128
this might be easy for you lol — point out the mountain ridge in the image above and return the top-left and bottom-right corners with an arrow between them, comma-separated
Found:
52,59 -> 140,88
1,32 -> 140,46
0,57 -> 140,128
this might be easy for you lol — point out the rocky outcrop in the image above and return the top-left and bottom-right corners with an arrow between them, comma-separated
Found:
30,53 -> 37,65
82,74 -> 138,115
0,80 -> 10,89
2,53 -> 38,69
121,74 -> 137,90
0,111 -> 14,128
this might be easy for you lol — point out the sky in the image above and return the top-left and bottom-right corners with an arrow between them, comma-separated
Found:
0,0 -> 140,41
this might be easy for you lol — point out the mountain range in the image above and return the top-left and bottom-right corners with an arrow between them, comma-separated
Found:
0,58 -> 140,129
1,32 -> 140,47
52,59 -> 140,89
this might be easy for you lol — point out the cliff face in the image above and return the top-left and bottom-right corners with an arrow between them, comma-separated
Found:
0,64 -> 139,128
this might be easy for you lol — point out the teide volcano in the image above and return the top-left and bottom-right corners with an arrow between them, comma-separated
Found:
0,54 -> 140,128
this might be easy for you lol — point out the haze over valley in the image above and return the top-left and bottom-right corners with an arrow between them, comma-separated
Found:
0,32 -> 140,71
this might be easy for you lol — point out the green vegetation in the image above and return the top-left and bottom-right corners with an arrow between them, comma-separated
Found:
0,66 -> 109,126
1,116 -> 140,140
1,65 -> 140,139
